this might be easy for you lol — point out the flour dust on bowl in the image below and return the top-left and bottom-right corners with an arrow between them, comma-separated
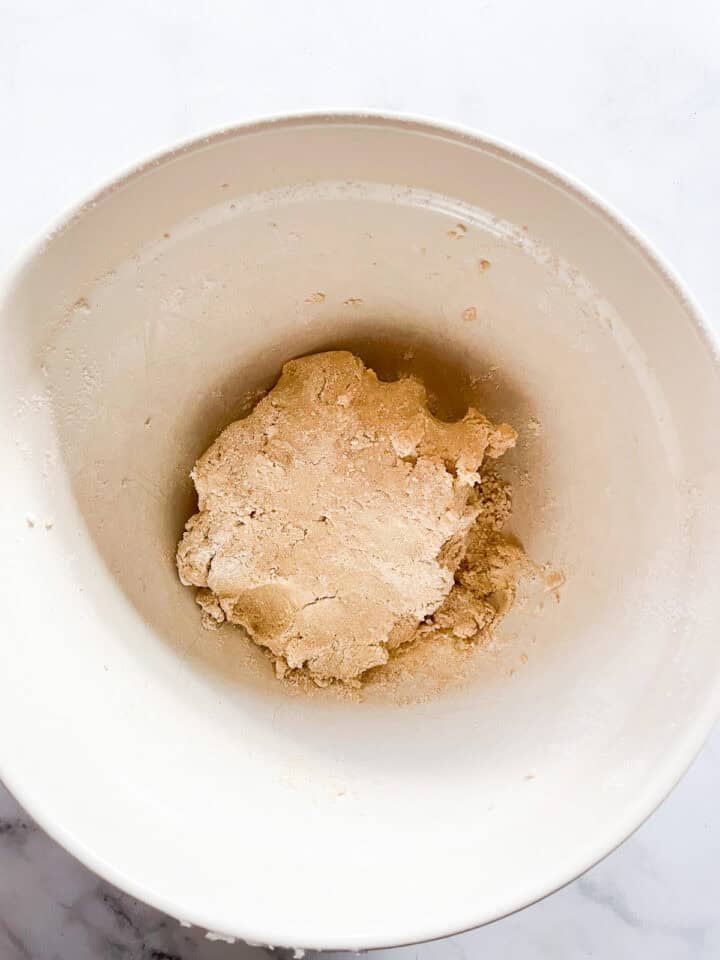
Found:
1,114 -> 719,951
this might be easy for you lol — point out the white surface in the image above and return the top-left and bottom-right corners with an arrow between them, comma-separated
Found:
0,1 -> 718,958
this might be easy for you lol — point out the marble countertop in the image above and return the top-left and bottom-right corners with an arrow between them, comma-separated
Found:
1,1 -> 719,957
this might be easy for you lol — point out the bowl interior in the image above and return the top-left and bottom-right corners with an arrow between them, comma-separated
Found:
1,116 -> 720,949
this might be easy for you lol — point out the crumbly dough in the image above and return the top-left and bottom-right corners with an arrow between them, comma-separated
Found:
177,351 -> 527,685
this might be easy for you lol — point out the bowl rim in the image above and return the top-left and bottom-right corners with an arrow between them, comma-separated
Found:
2,109 -> 720,951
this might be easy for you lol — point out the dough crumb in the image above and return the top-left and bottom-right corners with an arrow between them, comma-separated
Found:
177,351 -> 530,688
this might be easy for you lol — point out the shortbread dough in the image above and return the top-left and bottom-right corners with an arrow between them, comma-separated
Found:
177,351 -> 527,684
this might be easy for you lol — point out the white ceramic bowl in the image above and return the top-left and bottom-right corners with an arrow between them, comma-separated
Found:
1,114 -> 720,951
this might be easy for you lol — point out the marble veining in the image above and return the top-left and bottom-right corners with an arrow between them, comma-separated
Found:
1,0 -> 719,957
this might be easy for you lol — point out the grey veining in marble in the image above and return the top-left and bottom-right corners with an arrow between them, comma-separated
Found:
1,0 -> 719,957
